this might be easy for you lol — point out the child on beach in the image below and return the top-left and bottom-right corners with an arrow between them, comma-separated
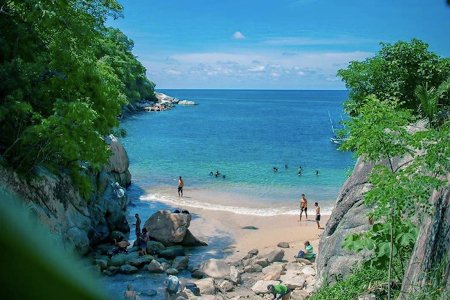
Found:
315,202 -> 323,229
139,228 -> 149,255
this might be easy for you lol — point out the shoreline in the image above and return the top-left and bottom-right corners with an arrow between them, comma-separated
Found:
184,204 -> 329,262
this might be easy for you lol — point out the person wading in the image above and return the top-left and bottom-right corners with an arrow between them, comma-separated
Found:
178,176 -> 184,197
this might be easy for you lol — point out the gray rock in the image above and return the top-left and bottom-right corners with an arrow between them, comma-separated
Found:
141,289 -> 158,297
166,268 -> 179,275
128,255 -> 154,268
146,240 -> 166,254
280,271 -> 306,289
161,262 -> 171,271
254,257 -> 269,268
172,256 -> 189,270
218,280 -> 234,293
110,253 -> 128,267
315,157 -> 377,287
200,259 -> 231,279
290,290 -> 309,300
251,280 -> 280,294
105,134 -> 131,185
265,249 -> 285,263
229,266 -> 241,284
144,210 -> 192,246
65,227 -> 90,255
106,266 -> 120,274
262,263 -> 285,275
182,230 -> 208,247
277,242 -> 290,248
159,245 -> 186,259
248,249 -> 259,256
301,265 -> 316,276
147,260 -> 164,273
295,258 -> 312,265
195,278 -> 216,295
119,264 -> 139,274
191,269 -> 206,279
244,264 -> 263,273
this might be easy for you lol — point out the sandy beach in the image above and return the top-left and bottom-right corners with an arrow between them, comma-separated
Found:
185,206 -> 330,261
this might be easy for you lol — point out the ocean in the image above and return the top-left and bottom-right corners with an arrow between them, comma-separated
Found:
120,90 -> 355,216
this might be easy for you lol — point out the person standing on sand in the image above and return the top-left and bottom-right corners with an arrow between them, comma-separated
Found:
315,202 -> 323,229
134,213 -> 141,239
178,176 -> 184,197
299,194 -> 308,221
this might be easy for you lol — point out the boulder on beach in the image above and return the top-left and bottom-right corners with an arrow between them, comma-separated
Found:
144,210 -> 206,246
146,240 -> 166,254
119,264 -> 139,274
280,271 -> 306,289
159,245 -> 185,259
251,280 -> 280,294
277,242 -> 290,248
265,249 -> 285,263
147,260 -> 164,273
172,256 -> 189,270
195,277 -> 216,295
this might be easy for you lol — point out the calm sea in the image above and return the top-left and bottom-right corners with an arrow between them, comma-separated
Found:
120,89 -> 355,216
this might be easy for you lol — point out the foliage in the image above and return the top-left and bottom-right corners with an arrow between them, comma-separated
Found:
0,0 -> 155,194
340,97 -> 449,299
415,77 -> 450,128
338,39 -> 450,116
0,186 -> 107,299
308,265 -> 392,300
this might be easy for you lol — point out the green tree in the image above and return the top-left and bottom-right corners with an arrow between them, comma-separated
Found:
414,77 -> 450,128
338,39 -> 450,116
0,1 -> 155,195
341,97 -> 448,299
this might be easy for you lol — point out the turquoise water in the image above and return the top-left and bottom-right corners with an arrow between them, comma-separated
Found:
120,90 -> 354,215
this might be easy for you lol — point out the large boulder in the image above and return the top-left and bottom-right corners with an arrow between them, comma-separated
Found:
280,271 -> 306,289
104,134 -> 131,187
251,280 -> 280,294
195,278 -> 216,295
200,259 -> 231,279
265,249 -> 285,263
159,245 -> 185,259
144,210 -> 205,246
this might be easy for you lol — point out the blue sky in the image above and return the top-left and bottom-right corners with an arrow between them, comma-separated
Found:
110,0 -> 450,89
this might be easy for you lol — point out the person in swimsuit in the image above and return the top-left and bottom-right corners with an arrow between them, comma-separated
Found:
299,194 -> 308,221
178,176 -> 184,197
315,202 -> 323,229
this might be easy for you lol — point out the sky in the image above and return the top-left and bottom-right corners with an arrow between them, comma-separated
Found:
109,0 -> 450,89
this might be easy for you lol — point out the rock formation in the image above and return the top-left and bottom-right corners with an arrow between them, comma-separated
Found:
0,134 -> 131,255
143,210 -> 207,247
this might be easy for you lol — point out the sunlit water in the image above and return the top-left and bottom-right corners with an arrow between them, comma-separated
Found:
121,89 -> 354,215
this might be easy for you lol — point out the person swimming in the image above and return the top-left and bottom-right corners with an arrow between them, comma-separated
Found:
215,170 -> 220,177
273,167 -> 278,172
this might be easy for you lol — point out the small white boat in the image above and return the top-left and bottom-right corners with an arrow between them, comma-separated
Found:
328,111 -> 348,145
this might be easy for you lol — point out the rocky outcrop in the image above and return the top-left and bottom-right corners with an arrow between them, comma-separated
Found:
399,180 -> 450,299
315,154 -> 414,287
0,135 -> 132,255
143,210 -> 207,247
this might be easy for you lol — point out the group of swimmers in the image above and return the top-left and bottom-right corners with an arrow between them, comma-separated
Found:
209,170 -> 226,179
272,164 -> 320,176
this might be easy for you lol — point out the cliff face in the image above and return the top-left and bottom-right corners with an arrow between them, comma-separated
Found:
315,155 -> 413,288
399,179 -> 450,298
0,134 -> 131,255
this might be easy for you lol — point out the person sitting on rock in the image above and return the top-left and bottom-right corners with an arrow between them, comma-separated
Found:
267,284 -> 291,300
304,241 -> 316,261
139,228 -> 149,256
110,239 -> 130,256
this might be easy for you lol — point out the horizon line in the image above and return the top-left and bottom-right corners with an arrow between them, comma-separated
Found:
156,88 -> 348,91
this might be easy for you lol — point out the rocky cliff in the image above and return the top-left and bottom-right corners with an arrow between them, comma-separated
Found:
399,177 -> 450,298
315,155 -> 413,288
0,134 -> 131,255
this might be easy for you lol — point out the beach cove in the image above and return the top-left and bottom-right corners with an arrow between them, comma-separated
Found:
99,90 -> 353,298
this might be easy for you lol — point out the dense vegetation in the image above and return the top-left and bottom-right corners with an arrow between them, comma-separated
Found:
315,40 -> 450,299
0,0 -> 155,193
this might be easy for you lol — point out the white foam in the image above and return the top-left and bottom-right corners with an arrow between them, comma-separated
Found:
140,193 -> 334,216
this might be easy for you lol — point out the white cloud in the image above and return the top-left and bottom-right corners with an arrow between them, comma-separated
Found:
166,69 -> 181,75
233,31 -> 246,40
248,65 -> 265,72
